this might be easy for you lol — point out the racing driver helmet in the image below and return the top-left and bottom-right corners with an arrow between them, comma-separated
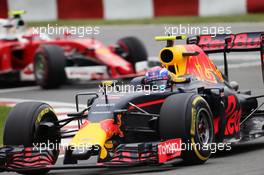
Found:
144,66 -> 170,88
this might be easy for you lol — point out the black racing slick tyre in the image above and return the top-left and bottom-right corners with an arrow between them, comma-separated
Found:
3,102 -> 60,174
159,93 -> 214,165
34,45 -> 66,89
117,36 -> 148,64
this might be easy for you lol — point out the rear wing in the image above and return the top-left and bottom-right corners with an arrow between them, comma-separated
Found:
187,32 -> 264,82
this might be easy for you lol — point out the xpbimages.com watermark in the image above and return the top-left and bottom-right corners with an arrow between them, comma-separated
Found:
33,141 -> 100,154
32,24 -> 100,38
164,24 -> 232,36
158,142 -> 232,154
98,82 -> 166,95
33,140 -> 231,155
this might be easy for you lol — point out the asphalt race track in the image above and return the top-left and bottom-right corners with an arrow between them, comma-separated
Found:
1,23 -> 264,175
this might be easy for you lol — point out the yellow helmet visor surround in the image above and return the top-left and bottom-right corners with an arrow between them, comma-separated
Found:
159,45 -> 188,77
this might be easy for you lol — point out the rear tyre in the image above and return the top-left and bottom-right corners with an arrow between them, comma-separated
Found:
117,37 -> 148,65
159,93 -> 214,165
4,102 -> 60,174
34,45 -> 66,89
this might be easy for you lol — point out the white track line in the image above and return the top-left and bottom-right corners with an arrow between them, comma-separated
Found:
0,86 -> 40,93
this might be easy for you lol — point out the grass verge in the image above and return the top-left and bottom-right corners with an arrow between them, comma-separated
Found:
28,13 -> 264,26
0,106 -> 11,145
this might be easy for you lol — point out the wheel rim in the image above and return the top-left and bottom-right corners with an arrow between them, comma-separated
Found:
196,109 -> 211,145
34,113 -> 60,153
35,54 -> 47,81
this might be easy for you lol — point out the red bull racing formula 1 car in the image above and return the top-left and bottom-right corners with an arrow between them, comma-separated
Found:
0,11 -> 151,89
0,32 -> 264,174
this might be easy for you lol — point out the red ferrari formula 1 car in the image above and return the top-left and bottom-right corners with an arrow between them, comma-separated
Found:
0,11 -> 151,88
0,32 -> 264,174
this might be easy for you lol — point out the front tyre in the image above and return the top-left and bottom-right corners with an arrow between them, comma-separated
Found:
159,93 -> 214,165
3,102 -> 60,174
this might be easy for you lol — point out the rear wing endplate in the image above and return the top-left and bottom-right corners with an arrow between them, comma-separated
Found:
187,32 -> 264,82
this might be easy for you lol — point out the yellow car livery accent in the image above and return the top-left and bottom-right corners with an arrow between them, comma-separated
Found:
159,45 -> 188,77
172,76 -> 188,83
104,140 -> 114,149
70,123 -> 108,160
101,80 -> 115,86
157,41 -> 224,84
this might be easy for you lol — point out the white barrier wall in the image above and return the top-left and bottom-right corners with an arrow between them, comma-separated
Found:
199,0 -> 247,16
0,0 -> 262,21
103,0 -> 154,20
7,0 -> 57,21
